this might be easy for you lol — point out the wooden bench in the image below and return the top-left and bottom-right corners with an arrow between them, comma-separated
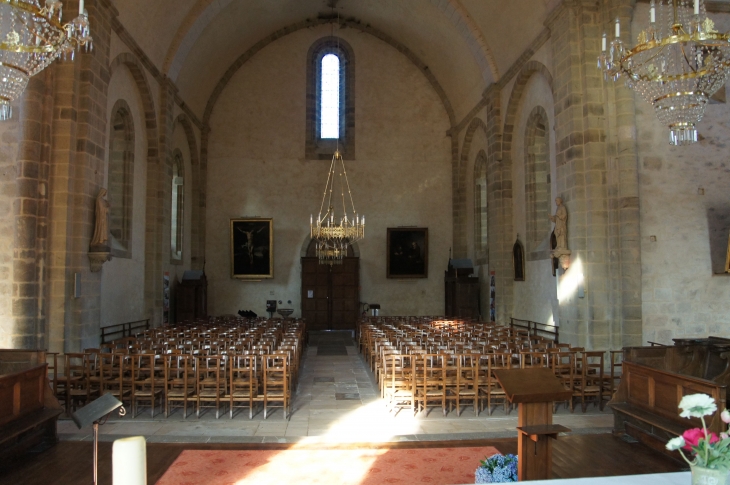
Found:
0,351 -> 62,461
610,360 -> 727,458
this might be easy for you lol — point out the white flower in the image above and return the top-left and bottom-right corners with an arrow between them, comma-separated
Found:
666,436 -> 686,451
721,409 -> 730,424
679,394 -> 717,419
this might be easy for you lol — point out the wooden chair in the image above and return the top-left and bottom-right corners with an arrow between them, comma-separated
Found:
608,350 -> 623,397
97,353 -> 131,406
482,352 -> 512,415
261,354 -> 290,419
64,353 -> 98,414
132,354 -> 164,417
520,350 -> 548,369
228,355 -> 258,419
165,354 -> 196,418
454,354 -> 479,416
382,354 -> 415,416
196,355 -> 227,419
551,351 -> 576,412
414,354 -> 446,416
574,351 -> 605,412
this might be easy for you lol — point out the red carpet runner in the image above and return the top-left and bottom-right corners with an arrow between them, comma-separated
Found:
157,446 -> 500,485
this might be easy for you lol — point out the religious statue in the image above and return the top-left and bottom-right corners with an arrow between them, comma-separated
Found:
549,197 -> 571,270
90,188 -> 110,247
549,197 -> 568,250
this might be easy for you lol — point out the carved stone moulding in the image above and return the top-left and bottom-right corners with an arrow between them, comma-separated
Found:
89,249 -> 111,272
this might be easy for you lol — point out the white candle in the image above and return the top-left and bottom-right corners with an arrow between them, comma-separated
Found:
113,436 -> 146,485
602,33 -> 607,52
650,1 -> 656,23
615,18 -> 620,38
695,0 -> 700,15
79,0 -> 85,15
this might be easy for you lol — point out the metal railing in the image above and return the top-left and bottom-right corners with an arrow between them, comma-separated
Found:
100,319 -> 150,344
510,317 -> 559,343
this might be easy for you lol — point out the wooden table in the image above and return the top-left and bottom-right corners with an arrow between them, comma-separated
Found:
493,367 -> 572,481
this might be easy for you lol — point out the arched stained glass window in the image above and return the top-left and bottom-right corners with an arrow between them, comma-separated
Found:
305,37 -> 355,159
320,53 -> 340,139
171,152 -> 184,261
108,100 -> 134,255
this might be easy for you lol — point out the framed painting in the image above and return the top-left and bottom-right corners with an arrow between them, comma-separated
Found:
387,228 -> 428,278
230,218 -> 273,279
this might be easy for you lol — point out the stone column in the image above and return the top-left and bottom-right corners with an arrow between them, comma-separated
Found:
483,86 -> 514,324
545,0 -> 642,348
46,0 -> 114,352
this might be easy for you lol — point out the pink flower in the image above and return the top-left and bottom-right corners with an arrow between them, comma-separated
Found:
682,428 -> 720,450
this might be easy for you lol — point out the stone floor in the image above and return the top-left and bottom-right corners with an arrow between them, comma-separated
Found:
58,332 -> 614,444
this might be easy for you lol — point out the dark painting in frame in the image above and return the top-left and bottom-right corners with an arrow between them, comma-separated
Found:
387,228 -> 428,278
230,218 -> 273,279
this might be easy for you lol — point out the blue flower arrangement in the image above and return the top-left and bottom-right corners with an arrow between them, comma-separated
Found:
475,453 -> 518,483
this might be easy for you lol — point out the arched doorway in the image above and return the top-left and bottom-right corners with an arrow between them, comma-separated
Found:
301,240 -> 359,331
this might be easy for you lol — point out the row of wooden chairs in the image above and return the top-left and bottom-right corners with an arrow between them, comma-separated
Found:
49,318 -> 306,418
51,352 -> 292,419
380,350 -> 618,417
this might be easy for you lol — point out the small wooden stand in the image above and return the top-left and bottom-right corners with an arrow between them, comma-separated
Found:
493,368 -> 572,481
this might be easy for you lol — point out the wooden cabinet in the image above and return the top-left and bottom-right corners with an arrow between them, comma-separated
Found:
444,260 -> 480,319
176,271 -> 207,323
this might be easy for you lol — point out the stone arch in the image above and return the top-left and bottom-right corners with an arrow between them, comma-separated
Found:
164,0 -> 498,83
109,52 -> 162,323
173,113 -> 204,270
453,117 -> 488,258
502,60 -> 554,156
201,18 -> 455,129
524,106 -> 551,254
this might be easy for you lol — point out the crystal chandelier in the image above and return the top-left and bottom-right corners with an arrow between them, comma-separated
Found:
310,150 -> 364,265
598,0 -> 730,145
0,0 -> 92,120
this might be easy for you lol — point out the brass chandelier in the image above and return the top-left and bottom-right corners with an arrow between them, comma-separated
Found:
310,150 -> 364,265
598,0 -> 730,145
0,0 -> 92,120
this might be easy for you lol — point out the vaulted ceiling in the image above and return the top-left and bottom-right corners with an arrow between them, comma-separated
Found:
110,0 -> 555,118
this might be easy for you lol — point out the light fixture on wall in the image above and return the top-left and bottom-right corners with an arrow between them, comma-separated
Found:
598,0 -> 730,145
310,150 -> 364,265
0,0 -> 92,120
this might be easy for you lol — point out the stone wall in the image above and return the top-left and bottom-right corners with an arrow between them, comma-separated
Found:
635,6 -> 730,344
204,25 -> 453,318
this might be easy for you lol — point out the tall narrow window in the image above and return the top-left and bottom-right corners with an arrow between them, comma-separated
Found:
525,106 -> 551,255
305,37 -> 355,159
171,152 -> 184,261
108,100 -> 134,255
474,151 -> 488,265
320,54 -> 340,139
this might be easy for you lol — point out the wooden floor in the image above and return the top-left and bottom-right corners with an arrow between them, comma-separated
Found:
0,434 -> 684,484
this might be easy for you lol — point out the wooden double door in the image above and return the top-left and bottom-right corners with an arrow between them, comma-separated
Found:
301,257 -> 359,331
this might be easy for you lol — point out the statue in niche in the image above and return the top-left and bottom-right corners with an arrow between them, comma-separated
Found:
90,188 -> 110,248
549,197 -> 571,270
513,236 -> 525,281
89,188 -> 112,272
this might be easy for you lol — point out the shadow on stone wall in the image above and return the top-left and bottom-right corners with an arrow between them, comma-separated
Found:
707,205 -> 730,274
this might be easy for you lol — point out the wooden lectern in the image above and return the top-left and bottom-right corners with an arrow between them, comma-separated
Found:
493,368 -> 572,481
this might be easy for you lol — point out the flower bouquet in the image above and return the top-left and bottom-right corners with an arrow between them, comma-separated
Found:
475,453 -> 518,483
665,393 -> 730,485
